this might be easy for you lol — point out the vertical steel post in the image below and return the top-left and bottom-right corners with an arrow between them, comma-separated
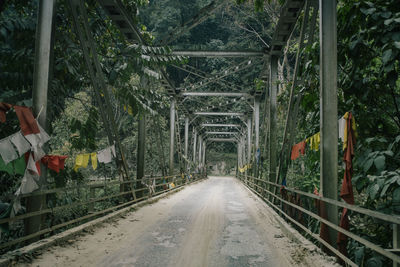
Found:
394,224 -> 400,267
136,112 -> 145,197
28,0 -> 55,238
320,0 -> 338,248
198,136 -> 203,170
269,56 -> 278,194
254,97 -> 260,177
193,129 -> 197,165
247,117 -> 252,165
237,141 -> 241,165
184,116 -> 189,166
169,99 -> 176,175
202,142 -> 206,173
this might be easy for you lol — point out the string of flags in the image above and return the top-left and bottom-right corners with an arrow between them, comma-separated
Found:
238,163 -> 251,173
123,105 -> 134,115
0,103 -> 53,213
73,144 -> 116,172
0,103 -> 119,215
290,112 -> 357,161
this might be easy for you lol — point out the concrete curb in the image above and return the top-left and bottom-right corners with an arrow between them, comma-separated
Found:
0,178 -> 207,267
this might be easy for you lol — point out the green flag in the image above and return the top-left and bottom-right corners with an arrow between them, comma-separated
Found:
0,157 -> 13,175
13,156 -> 26,175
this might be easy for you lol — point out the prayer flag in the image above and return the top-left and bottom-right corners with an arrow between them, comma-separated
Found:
91,152 -> 97,170
10,132 -> 31,156
0,138 -> 18,164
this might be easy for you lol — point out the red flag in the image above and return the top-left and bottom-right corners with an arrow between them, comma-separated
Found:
337,112 -> 356,257
14,106 -> 40,136
42,155 -> 68,173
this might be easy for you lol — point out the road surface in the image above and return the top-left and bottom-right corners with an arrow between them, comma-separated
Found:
26,176 -> 337,267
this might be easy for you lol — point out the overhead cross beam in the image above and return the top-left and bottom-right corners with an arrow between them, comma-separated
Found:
207,138 -> 237,142
171,50 -> 265,58
205,131 -> 238,135
201,123 -> 240,127
181,92 -> 250,97
194,112 -> 244,116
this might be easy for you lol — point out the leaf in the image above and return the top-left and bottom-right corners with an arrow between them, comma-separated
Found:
384,19 -> 394,25
380,183 -> 390,197
366,256 -> 382,267
392,32 -> 400,42
369,184 -> 380,200
363,158 -> 374,172
360,7 -> 376,15
380,11 -> 392,18
385,175 -> 398,185
374,155 -> 385,172
354,246 -> 365,266
394,42 -> 400,49
382,49 -> 393,64
383,150 -> 394,157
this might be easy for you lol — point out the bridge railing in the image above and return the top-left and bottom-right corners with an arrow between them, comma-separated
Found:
0,173 -> 206,254
237,174 -> 400,267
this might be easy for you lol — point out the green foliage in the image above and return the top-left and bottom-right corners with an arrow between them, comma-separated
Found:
352,136 -> 400,209
280,0 -> 400,264
69,106 -> 99,151
254,78 -> 265,91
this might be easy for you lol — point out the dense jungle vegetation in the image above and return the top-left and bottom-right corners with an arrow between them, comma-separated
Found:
0,0 -> 400,265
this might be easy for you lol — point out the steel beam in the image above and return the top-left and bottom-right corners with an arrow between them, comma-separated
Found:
320,0 -> 338,248
181,92 -> 250,97
28,0 -> 55,239
241,136 -> 246,164
254,98 -> 260,176
270,0 -> 305,55
247,117 -> 252,165
194,112 -> 244,116
184,116 -> 189,161
169,99 -> 176,175
198,136 -> 203,169
69,0 -> 132,188
202,142 -> 206,170
208,138 -> 237,142
171,50 -> 265,58
136,112 -> 145,198
193,129 -> 197,164
269,56 -> 278,193
201,123 -> 240,127
205,131 -> 237,135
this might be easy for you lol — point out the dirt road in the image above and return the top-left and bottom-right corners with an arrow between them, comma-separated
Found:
26,176 -> 338,267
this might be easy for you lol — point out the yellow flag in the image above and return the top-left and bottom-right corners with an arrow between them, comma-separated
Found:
315,132 -> 320,151
127,105 -> 133,115
91,152 -> 97,170
343,112 -> 349,150
81,154 -> 90,168
74,154 -> 83,172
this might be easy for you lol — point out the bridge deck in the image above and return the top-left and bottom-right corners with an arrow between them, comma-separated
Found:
28,177 -> 336,267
